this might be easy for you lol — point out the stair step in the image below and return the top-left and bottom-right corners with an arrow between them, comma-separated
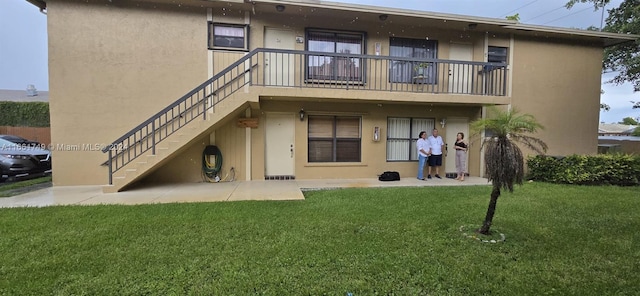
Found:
102,185 -> 117,193
103,91 -> 253,193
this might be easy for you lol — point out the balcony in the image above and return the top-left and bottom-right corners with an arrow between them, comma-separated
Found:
246,48 -> 508,96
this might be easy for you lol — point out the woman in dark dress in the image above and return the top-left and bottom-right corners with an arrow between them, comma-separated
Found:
454,132 -> 468,181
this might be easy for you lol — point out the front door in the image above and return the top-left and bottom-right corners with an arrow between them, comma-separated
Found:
448,43 -> 474,94
265,113 -> 295,178
445,118 -> 469,177
264,28 -> 295,86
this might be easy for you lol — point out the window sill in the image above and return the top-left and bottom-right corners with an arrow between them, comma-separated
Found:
305,79 -> 365,86
208,47 -> 249,52
389,80 -> 439,85
304,162 -> 367,167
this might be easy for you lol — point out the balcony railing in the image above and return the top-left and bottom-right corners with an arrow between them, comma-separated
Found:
102,48 -> 507,185
249,48 -> 508,96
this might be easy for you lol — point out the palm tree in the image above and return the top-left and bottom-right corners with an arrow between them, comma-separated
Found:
470,107 -> 548,235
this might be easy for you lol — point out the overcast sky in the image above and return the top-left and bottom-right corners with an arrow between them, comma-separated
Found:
0,0 -> 636,123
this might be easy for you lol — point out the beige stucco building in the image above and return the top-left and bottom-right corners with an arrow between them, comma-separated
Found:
27,0 -> 636,192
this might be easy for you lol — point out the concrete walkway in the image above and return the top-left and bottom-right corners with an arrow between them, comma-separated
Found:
0,177 -> 489,208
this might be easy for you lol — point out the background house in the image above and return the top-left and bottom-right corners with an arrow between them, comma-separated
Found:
29,0 -> 636,191
598,123 -> 638,136
598,123 -> 640,154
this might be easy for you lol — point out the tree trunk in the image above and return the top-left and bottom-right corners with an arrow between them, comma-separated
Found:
478,185 -> 501,235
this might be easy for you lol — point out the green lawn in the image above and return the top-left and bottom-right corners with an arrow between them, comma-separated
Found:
1,183 -> 638,295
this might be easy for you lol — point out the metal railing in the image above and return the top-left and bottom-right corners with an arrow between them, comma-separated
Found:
249,48 -> 507,95
102,48 -> 507,184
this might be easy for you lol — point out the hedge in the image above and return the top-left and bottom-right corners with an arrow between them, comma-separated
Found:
0,101 -> 50,127
527,154 -> 640,186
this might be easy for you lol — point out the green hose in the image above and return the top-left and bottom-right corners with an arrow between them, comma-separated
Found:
202,145 -> 222,181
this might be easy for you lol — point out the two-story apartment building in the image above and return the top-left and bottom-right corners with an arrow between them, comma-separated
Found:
27,0 -> 636,192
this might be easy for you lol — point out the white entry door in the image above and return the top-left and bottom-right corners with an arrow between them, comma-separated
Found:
445,118 -> 469,176
264,28 -> 295,86
448,43 -> 474,94
265,113 -> 295,177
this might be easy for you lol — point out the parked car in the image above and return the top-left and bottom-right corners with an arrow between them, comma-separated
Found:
0,138 -> 52,182
0,134 -> 43,147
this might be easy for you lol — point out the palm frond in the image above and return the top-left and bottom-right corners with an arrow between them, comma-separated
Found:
471,106 -> 548,191
509,134 -> 548,154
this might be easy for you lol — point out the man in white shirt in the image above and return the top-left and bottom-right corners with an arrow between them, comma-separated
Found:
427,129 -> 445,179
416,131 -> 430,180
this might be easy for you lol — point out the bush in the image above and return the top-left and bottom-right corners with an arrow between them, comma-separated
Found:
528,154 -> 640,186
0,101 -> 50,127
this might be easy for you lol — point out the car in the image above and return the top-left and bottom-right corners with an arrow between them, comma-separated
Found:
0,138 -> 52,182
0,134 -> 43,147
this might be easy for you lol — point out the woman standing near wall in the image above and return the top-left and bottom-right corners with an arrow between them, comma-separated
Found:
454,132 -> 468,181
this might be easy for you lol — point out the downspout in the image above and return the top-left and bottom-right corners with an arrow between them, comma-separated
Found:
480,32 -> 489,178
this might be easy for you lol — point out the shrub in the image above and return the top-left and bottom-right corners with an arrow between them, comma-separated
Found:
527,154 -> 640,186
0,101 -> 50,127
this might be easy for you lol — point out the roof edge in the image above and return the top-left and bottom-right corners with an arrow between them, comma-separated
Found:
251,0 -> 518,26
25,0 -> 46,11
503,24 -> 638,44
252,0 -> 638,44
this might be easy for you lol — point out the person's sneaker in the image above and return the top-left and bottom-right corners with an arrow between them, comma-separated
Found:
417,177 -> 425,180
435,174 -> 442,179
427,175 -> 432,179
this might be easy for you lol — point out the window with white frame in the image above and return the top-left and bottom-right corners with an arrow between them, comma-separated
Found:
483,46 -> 508,95
389,37 -> 438,84
488,46 -> 508,64
306,29 -> 365,82
386,117 -> 435,161
208,23 -> 249,51
308,115 -> 361,162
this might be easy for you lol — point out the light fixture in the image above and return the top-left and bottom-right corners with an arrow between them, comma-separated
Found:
299,109 -> 305,121
275,5 -> 285,12
468,23 -> 478,30
379,14 -> 388,21
440,118 -> 446,128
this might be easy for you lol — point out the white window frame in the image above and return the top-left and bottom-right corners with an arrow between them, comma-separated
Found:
386,117 -> 435,161
208,22 -> 249,51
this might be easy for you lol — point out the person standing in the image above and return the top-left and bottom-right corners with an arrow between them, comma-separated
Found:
427,129 -> 445,179
416,131 -> 430,180
454,132 -> 468,181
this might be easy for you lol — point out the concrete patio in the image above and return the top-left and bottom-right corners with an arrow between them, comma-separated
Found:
0,176 -> 490,208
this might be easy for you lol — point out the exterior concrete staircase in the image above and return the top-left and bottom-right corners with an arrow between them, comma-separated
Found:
102,89 -> 256,193
101,51 -> 260,193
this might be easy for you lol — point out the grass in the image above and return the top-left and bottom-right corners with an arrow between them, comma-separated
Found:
0,175 -> 51,197
0,182 -> 638,295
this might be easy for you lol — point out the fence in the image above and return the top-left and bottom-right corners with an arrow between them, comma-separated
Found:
0,126 -> 51,145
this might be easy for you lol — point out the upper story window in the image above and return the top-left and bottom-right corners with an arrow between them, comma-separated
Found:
208,23 -> 249,51
306,29 -> 365,82
483,46 -> 508,72
484,46 -> 508,95
488,46 -> 508,63
389,37 -> 438,84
